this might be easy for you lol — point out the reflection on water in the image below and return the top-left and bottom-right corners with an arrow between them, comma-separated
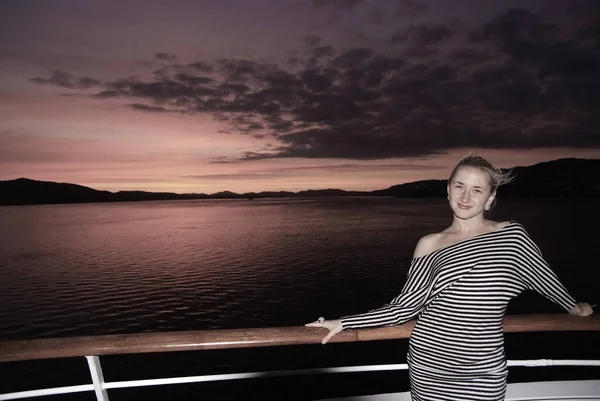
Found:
0,197 -> 598,341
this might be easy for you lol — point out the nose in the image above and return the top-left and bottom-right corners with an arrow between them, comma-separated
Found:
460,190 -> 470,203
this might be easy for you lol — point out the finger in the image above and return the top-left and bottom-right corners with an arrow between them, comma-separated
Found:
322,333 -> 333,345
305,322 -> 324,327
574,305 -> 593,316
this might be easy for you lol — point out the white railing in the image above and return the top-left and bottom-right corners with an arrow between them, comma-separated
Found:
1,358 -> 600,401
1,314 -> 599,401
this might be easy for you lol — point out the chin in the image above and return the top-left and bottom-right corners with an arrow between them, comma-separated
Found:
451,206 -> 481,219
453,211 -> 472,220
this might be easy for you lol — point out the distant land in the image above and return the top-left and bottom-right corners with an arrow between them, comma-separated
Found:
1,158 -> 599,206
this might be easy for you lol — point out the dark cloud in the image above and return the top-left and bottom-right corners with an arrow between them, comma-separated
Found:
130,103 -> 174,113
313,45 -> 336,59
469,9 -> 558,59
390,22 -> 455,60
217,59 -> 272,83
312,0 -> 364,12
392,0 -> 429,20
269,120 -> 295,132
209,156 -> 241,164
567,0 -> 600,18
402,46 -> 438,58
188,61 -> 214,73
95,90 -> 121,98
78,77 -> 102,88
31,70 -> 100,89
287,56 -> 304,67
577,21 -> 600,40
468,7 -> 600,115
368,7 -> 385,25
30,6 -> 600,160
218,83 -> 250,94
448,48 -> 493,65
155,52 -> 177,61
299,67 -> 338,92
174,72 -> 213,86
262,72 -> 303,92
124,80 -> 196,101
391,23 -> 454,46
311,0 -> 366,23
226,114 -> 266,133
302,35 -> 322,47
332,47 -> 373,68
260,162 -> 445,172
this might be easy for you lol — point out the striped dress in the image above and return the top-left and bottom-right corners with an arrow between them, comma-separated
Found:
340,222 -> 576,401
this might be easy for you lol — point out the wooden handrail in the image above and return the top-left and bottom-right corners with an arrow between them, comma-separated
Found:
1,314 -> 598,363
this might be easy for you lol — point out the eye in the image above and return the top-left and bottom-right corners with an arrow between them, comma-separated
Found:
454,184 -> 463,189
473,189 -> 482,194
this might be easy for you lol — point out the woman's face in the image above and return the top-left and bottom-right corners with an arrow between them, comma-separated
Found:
447,166 -> 495,219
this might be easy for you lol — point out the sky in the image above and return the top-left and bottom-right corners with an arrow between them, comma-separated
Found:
1,0 -> 600,194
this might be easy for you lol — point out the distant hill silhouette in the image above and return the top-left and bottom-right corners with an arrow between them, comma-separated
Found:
378,158 -> 600,198
1,158 -> 599,206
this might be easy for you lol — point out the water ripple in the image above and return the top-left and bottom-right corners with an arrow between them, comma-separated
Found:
0,198 -> 597,341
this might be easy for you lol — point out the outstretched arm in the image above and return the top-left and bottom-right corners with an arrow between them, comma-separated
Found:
514,224 -> 593,315
306,254 -> 433,344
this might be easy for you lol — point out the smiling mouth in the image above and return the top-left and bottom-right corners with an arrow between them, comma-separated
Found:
458,203 -> 473,210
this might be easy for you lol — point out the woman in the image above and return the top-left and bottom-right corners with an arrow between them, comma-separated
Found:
306,155 -> 594,401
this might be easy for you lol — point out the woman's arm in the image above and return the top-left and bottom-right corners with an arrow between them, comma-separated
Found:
513,224 -> 592,314
307,253 -> 433,344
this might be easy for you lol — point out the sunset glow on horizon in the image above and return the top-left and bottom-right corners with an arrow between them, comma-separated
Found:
2,0 -> 600,194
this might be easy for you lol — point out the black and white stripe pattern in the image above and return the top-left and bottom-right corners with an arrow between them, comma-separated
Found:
341,222 -> 576,401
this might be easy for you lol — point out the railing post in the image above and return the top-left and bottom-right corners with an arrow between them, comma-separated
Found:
86,356 -> 109,401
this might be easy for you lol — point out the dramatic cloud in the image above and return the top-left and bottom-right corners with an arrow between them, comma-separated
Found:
130,103 -> 179,113
302,35 -> 322,47
391,23 -> 455,46
155,52 -> 177,61
31,71 -> 101,89
312,0 -> 364,10
188,61 -> 215,74
29,5 -> 600,161
392,0 -> 429,20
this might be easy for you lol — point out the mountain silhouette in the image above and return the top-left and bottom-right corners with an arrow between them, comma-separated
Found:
1,158 -> 599,206
378,158 -> 600,198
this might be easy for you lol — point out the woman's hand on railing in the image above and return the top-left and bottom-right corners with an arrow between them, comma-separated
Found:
305,318 -> 343,344
569,302 -> 594,316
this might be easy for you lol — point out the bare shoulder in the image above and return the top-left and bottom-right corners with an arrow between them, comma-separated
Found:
413,233 -> 443,258
491,220 -> 514,231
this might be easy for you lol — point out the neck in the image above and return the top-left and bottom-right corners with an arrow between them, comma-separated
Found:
450,215 -> 488,234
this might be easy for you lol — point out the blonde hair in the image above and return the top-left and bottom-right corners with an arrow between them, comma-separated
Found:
449,154 -> 514,191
